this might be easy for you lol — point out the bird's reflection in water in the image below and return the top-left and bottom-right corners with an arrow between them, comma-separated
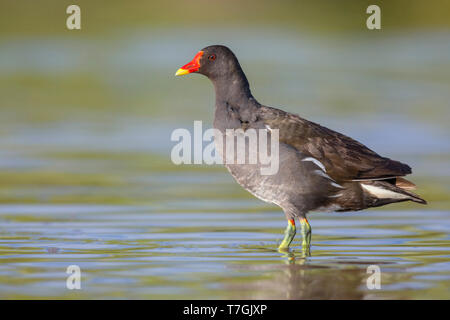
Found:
279,245 -> 310,260
226,248 -> 367,299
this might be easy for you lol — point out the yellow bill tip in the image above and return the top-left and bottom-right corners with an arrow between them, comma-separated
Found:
175,68 -> 190,76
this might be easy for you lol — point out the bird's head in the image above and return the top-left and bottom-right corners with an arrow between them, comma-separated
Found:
175,45 -> 241,80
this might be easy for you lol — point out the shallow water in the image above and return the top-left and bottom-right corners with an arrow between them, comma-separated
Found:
0,204 -> 449,299
0,29 -> 449,299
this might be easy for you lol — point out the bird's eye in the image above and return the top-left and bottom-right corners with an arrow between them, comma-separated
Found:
208,54 -> 216,61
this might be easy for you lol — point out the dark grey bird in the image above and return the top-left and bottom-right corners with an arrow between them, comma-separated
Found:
175,45 -> 426,253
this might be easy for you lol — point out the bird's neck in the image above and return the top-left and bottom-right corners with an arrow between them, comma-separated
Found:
212,70 -> 256,109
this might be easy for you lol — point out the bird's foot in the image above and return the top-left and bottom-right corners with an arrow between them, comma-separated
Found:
300,242 -> 311,257
300,217 -> 312,257
277,217 -> 311,257
278,219 -> 296,252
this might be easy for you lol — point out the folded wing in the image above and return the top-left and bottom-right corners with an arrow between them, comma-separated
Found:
259,105 -> 411,182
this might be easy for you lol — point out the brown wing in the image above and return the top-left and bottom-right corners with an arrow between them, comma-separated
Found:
259,106 -> 411,182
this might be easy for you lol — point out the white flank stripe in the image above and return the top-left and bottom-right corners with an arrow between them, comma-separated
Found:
329,193 -> 343,198
303,157 -> 327,172
314,170 -> 332,180
311,168 -> 344,189
330,182 -> 344,189
361,184 -> 409,199
352,177 -> 396,182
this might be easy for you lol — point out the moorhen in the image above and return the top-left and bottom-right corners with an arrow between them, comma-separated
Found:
175,45 -> 426,252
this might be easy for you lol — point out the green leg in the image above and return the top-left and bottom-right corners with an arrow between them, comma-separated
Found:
278,219 -> 296,251
299,217 -> 311,256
